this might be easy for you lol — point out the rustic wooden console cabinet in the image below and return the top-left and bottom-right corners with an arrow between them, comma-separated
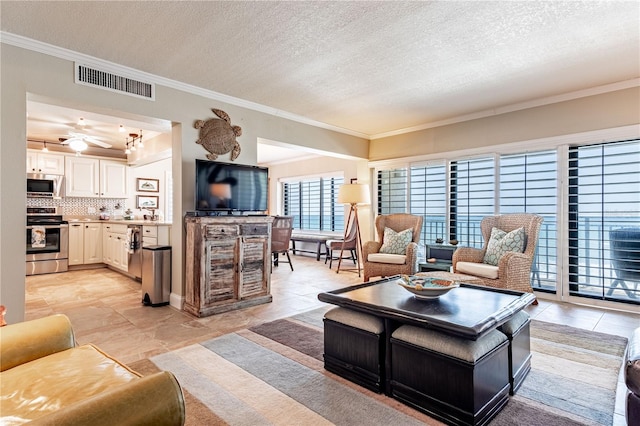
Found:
184,215 -> 274,317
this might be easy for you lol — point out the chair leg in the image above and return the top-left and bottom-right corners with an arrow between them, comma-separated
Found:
350,249 -> 357,265
273,252 -> 279,267
285,251 -> 294,271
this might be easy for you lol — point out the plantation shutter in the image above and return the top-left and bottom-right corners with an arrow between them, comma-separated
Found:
449,157 -> 495,248
568,139 -> 640,302
409,163 -> 447,244
499,150 -> 558,291
377,168 -> 408,214
282,176 -> 344,231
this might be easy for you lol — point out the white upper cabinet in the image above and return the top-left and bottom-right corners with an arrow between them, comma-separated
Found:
26,151 -> 65,175
65,157 -> 128,198
65,157 -> 100,197
100,160 -> 128,198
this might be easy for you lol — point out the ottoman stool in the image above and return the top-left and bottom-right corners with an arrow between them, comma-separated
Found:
323,307 -> 385,393
390,325 -> 509,426
498,310 -> 531,395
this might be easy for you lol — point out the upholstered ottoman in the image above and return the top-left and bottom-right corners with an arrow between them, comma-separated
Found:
498,310 -> 531,395
390,325 -> 509,426
323,307 -> 385,392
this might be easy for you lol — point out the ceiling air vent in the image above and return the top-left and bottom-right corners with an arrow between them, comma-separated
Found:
75,64 -> 155,101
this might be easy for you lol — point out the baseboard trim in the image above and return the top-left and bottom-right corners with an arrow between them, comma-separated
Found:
170,292 -> 184,310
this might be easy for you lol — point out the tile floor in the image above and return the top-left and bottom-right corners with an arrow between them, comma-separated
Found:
25,254 -> 639,425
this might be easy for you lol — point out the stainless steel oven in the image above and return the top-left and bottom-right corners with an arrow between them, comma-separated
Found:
26,207 -> 68,275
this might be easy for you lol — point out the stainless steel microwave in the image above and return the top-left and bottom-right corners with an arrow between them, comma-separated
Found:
27,173 -> 64,199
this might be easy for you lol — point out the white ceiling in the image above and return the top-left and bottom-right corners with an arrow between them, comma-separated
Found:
26,101 -> 169,157
2,1 -> 639,161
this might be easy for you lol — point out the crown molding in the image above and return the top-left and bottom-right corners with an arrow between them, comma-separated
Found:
3,32 -> 638,142
368,124 -> 640,169
0,32 -> 369,139
370,78 -> 640,140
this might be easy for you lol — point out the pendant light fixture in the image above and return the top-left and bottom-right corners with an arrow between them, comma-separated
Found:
125,131 -> 144,154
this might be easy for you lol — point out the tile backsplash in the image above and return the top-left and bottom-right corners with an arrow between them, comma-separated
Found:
27,197 -> 128,215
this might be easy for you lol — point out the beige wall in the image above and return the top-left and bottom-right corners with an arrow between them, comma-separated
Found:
369,87 -> 640,161
0,45 -> 368,323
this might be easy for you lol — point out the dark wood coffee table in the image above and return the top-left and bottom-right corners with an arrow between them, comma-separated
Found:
318,276 -> 535,340
318,276 -> 535,425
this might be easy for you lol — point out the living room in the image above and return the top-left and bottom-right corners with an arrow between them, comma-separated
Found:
1,2 -> 639,425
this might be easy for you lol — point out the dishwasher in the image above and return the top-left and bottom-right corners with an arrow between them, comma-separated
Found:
127,225 -> 142,280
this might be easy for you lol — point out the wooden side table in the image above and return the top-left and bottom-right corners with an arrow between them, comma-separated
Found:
418,261 -> 452,272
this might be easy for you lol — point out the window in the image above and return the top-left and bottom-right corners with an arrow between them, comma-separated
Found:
374,138 -> 640,306
376,168 -> 407,215
449,157 -> 495,248
409,163 -> 447,244
283,176 -> 344,231
500,150 -> 558,291
568,139 -> 640,303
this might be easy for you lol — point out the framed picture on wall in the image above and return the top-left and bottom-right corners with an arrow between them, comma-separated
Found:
137,195 -> 159,209
137,178 -> 159,192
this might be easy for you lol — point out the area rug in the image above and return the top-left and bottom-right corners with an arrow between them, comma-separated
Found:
130,307 -> 628,426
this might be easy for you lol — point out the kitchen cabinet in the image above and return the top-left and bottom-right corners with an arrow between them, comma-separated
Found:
102,224 -> 128,272
65,157 -> 128,198
84,223 -> 103,264
68,223 -> 84,266
184,216 -> 273,317
27,150 -> 65,174
142,225 -> 170,247
68,222 -> 103,266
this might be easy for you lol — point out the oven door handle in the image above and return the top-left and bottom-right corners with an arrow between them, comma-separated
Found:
26,224 -> 69,230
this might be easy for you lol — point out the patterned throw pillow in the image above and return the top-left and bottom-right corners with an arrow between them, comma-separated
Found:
483,227 -> 526,266
379,227 -> 413,255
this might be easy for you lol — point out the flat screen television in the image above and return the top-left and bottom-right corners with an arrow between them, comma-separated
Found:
195,159 -> 268,212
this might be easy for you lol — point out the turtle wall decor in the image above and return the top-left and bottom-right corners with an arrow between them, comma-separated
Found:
194,108 -> 242,161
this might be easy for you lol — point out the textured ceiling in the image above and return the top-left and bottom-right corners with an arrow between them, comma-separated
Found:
1,1 -> 639,137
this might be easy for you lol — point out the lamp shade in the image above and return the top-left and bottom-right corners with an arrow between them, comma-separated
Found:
338,183 -> 370,205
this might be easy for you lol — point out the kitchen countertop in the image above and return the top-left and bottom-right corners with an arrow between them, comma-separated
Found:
65,217 -> 172,226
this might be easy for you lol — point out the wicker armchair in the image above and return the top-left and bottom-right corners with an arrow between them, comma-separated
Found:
453,213 -> 543,297
363,214 -> 423,282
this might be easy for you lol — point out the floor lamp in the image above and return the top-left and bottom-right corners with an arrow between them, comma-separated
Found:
336,183 -> 370,276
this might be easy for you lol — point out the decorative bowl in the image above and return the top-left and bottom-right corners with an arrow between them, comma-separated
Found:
396,275 -> 459,300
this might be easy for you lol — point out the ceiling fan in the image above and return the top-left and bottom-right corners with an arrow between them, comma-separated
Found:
59,132 -> 112,149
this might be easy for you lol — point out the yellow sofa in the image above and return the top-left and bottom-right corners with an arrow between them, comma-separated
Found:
0,314 -> 185,425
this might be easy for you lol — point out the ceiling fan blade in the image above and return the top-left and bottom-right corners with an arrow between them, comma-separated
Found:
59,137 -> 73,145
84,136 -> 112,149
67,132 -> 112,149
